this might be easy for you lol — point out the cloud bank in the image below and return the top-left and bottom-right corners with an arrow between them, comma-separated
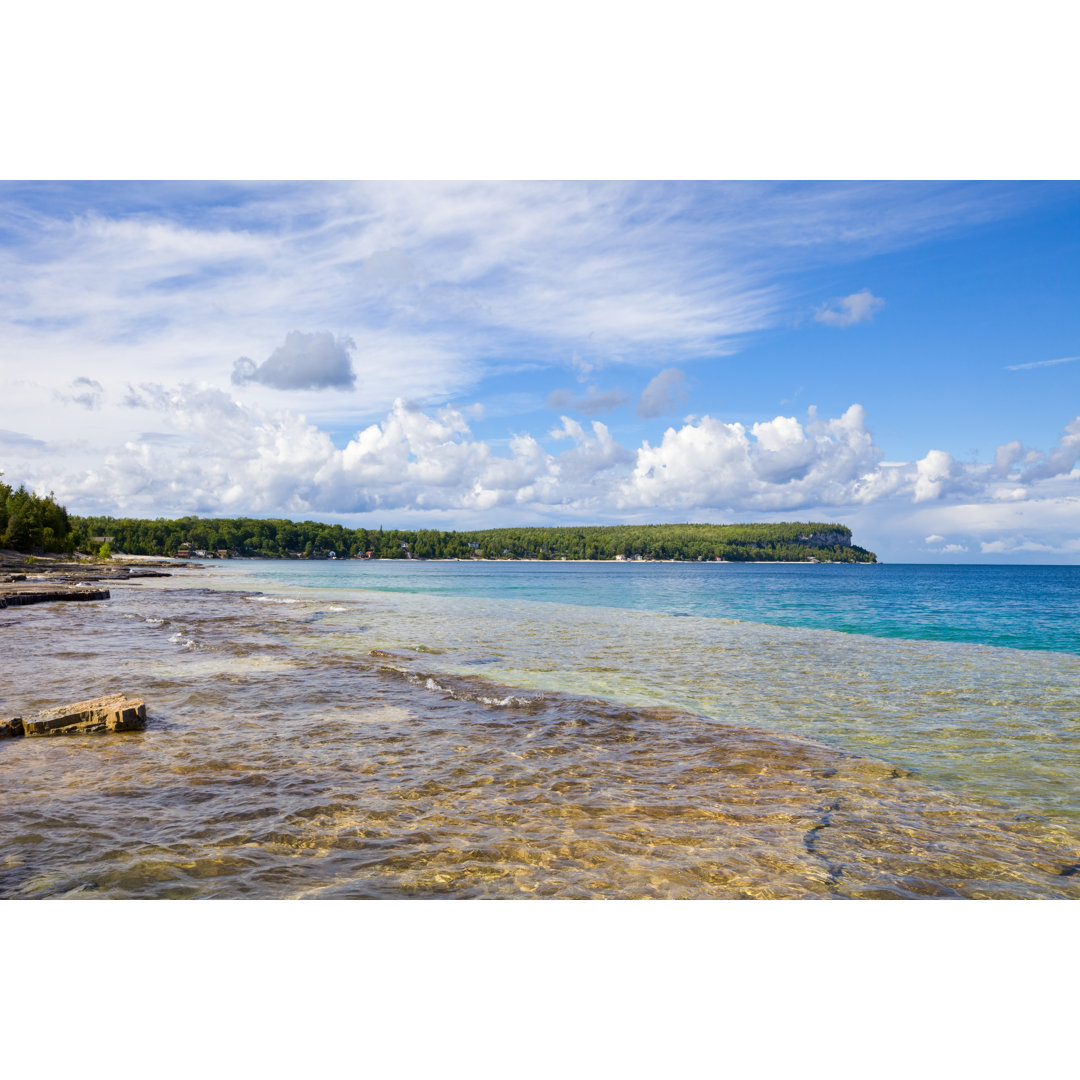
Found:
7,376 -> 1080,559
11,383 -> 1075,526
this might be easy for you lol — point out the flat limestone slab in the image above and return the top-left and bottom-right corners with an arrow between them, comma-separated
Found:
0,583 -> 111,608
18,694 -> 147,736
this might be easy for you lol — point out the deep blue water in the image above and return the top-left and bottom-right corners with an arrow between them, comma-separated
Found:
224,560 -> 1080,655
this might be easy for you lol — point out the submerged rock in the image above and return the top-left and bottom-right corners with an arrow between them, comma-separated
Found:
17,694 -> 147,737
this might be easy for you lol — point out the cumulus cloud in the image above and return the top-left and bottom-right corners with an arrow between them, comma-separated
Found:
913,449 -> 960,502
1019,416 -> 1080,482
56,376 -> 104,410
546,386 -> 629,415
547,417 -> 635,485
27,386 -> 882,519
96,382 -> 343,513
14,385 -> 1080,561
636,368 -> 687,418
232,331 -> 357,390
619,403 -> 882,511
994,440 -> 1026,475
814,289 -> 885,328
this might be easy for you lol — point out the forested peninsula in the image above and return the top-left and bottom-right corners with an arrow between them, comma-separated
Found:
1,483 -> 875,562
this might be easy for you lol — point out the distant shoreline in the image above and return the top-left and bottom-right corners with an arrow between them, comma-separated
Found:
67,519 -> 878,564
185,554 -> 871,565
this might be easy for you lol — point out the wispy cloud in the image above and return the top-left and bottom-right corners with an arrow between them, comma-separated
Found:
55,376 -> 104,410
546,386 -> 629,415
635,368 -> 687,418
0,428 -> 46,448
1005,355 -> 1078,371
0,182 -> 1037,402
814,289 -> 884,328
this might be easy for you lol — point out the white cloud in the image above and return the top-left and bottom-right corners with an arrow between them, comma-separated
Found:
2,183 -> 1018,418
2,382 -> 1078,565
914,449 -> 959,502
9,389 -> 1080,532
545,417 -> 634,493
4,388 -> 888,520
980,536 -> 1080,555
1019,416 -> 1080,482
636,368 -> 688,418
814,289 -> 885,328
994,439 -> 1025,474
619,403 -> 882,511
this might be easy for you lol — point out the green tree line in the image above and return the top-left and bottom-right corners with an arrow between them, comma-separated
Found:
0,477 -> 74,553
0,479 -> 876,562
68,515 -> 877,562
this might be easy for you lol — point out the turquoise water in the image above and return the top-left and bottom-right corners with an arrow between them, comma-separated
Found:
225,560 -> 1080,655
204,557 -> 1080,824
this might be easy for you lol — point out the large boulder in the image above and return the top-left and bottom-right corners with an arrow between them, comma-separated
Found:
18,694 -> 147,736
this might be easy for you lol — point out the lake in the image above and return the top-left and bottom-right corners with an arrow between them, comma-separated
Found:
2,560 -> 1078,898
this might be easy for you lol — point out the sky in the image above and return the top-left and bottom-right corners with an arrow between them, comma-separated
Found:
1,180 -> 1078,562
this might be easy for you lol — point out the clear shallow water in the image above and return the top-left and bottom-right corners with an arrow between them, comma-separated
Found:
229,560 -> 1080,654
2,561 -> 1078,899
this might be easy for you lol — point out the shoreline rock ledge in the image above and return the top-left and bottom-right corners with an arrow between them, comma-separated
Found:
1,694 -> 147,738
0,583 -> 111,608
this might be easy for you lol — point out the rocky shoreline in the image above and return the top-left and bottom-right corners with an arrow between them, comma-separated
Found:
1,554 -> 166,738
1,584 -> 112,607
0,550 -> 200,609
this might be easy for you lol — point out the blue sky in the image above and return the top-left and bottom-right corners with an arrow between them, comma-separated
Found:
1,180 -> 1078,561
